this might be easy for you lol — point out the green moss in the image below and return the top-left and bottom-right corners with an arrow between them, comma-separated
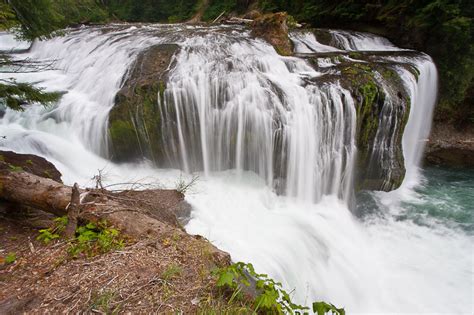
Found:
0,155 -> 4,162
356,79 -> 381,154
109,119 -> 137,156
8,164 -> 23,172
348,52 -> 362,59
43,170 -> 52,178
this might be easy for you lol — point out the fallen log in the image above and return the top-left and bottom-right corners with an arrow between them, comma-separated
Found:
0,161 -> 183,233
0,161 -> 230,265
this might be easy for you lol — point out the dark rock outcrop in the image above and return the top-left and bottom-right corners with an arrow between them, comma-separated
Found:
425,122 -> 474,167
108,44 -> 180,162
0,150 -> 62,183
251,12 -> 292,56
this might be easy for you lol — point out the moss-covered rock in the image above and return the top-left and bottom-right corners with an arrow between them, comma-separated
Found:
304,50 -> 412,191
251,12 -> 293,56
108,44 -> 180,163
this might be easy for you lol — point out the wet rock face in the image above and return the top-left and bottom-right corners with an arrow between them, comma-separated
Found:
0,150 -> 62,183
108,44 -> 180,163
251,12 -> 292,56
304,49 -> 413,191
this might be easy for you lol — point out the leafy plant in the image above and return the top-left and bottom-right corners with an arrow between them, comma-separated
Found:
5,252 -> 16,264
313,301 -> 345,315
37,215 -> 68,244
68,221 -> 124,258
214,262 -> 345,314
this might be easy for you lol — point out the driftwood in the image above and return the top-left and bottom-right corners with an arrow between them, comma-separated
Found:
211,10 -> 227,24
225,17 -> 254,25
0,162 -> 186,239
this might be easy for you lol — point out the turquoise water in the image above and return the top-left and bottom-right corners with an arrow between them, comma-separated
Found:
401,167 -> 474,232
358,167 -> 474,233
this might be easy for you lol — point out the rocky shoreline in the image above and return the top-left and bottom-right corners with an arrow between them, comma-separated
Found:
425,122 -> 474,167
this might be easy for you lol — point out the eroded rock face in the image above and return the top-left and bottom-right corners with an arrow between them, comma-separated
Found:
251,12 -> 292,56
0,150 -> 62,183
304,50 -> 413,191
108,44 -> 180,162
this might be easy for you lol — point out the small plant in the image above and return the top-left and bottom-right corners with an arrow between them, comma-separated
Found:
175,174 -> 199,194
161,263 -> 183,281
89,290 -> 119,313
37,216 -> 68,244
25,159 -> 33,165
5,252 -> 16,264
68,221 -> 124,258
214,262 -> 345,315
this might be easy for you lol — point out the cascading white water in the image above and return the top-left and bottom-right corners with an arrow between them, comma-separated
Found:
159,34 -> 356,202
329,30 -> 401,51
0,25 -> 471,313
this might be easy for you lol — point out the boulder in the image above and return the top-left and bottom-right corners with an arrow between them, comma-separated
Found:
108,44 -> 180,163
0,150 -> 62,183
304,49 -> 413,191
251,12 -> 293,56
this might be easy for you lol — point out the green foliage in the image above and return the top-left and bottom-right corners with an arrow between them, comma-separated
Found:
202,0 -> 238,21
37,217 -> 124,258
68,221 -> 124,258
8,0 -> 64,40
37,215 -> 68,244
312,301 -> 345,315
105,0 -> 197,23
0,80 -> 61,111
214,262 -> 344,314
6,0 -> 109,40
0,3 -> 18,31
5,252 -> 16,264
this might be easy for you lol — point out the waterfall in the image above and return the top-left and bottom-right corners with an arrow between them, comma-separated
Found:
0,25 -> 470,313
400,57 -> 438,185
159,34 -> 356,202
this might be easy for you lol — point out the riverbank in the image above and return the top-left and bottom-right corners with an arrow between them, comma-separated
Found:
0,152 -> 234,314
425,122 -> 474,167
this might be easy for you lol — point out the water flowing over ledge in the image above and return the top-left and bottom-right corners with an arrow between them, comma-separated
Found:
0,24 -> 471,313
